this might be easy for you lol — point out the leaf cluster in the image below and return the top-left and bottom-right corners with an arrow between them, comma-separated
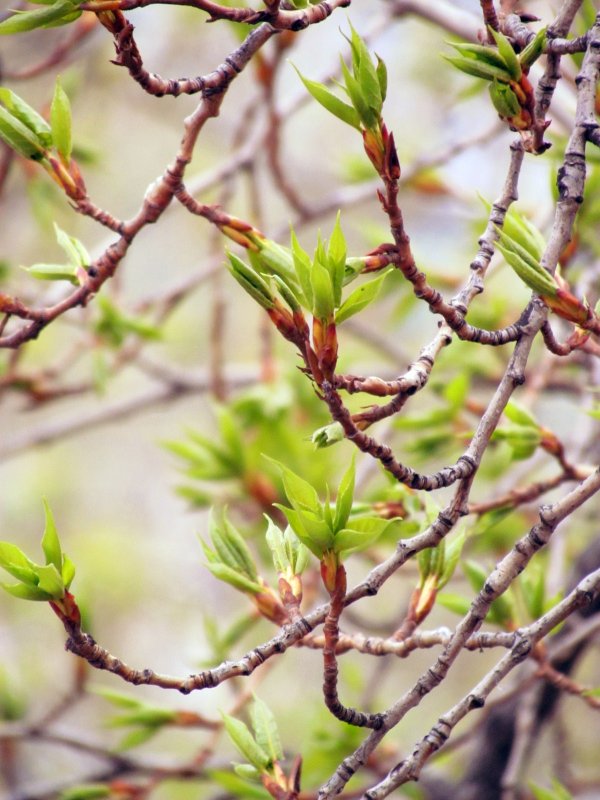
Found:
223,696 -> 283,780
0,82 -> 72,165
0,0 -> 82,35
0,501 -> 75,602
229,217 -> 390,325
272,456 -> 393,563
294,23 -> 387,134
94,687 -> 179,750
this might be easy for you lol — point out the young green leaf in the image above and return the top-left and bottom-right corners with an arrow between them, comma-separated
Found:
0,106 -> 47,160
489,79 -> 521,117
274,505 -> 332,558
340,57 -> 377,130
290,229 -> 313,308
333,516 -> 390,556
1,582 -> 54,601
35,564 -> 65,598
437,592 -> 471,616
222,714 -> 271,770
58,783 -> 111,800
41,499 -> 62,573
233,763 -> 262,781
443,54 -> 512,83
327,213 -> 347,307
310,258 -> 335,320
311,421 -> 345,449
292,66 -> 360,130
333,454 -> 355,532
519,27 -> 547,70
0,1 -> 80,34
335,269 -> 390,324
438,531 -> 465,589
495,230 -> 557,297
504,400 -> 539,429
265,519 -> 288,574
268,458 -> 320,514
203,560 -> 264,595
24,263 -> 79,284
375,55 -> 387,104
489,27 -> 522,81
250,696 -> 282,764
53,223 -> 89,267
50,79 -> 72,163
447,41 -> 510,72
0,88 -> 52,147
227,253 -> 275,309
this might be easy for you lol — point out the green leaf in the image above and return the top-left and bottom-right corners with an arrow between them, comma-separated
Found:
0,88 -> 52,147
357,50 -> 382,117
447,41 -> 510,72
436,592 -> 471,616
488,27 -> 521,80
311,258 -> 335,320
209,769 -> 271,799
504,400 -> 539,429
290,229 -> 313,308
495,233 -> 557,297
333,454 -> 355,532
334,516 -> 390,555
274,505 -> 332,558
207,512 -> 257,578
438,531 -> 465,589
348,23 -> 382,116
0,1 -> 80,34
41,499 -> 62,572
489,79 -> 521,117
1,582 -> 52,601
340,57 -> 377,130
24,262 -> 79,284
222,714 -> 270,770
59,784 -> 111,800
0,105 -> 47,160
335,269 -> 390,324
227,253 -> 275,309
109,708 -> 176,728
289,530 -> 310,574
35,563 -> 64,598
54,223 -> 89,267
117,726 -> 159,751
521,561 -> 545,620
250,696 -> 282,763
216,407 -> 246,472
311,422 -> 345,449
292,66 -> 361,130
253,239 -> 297,285
50,79 -> 72,163
233,763 -> 262,781
268,458 -> 320,514
265,519 -> 287,574
375,55 -> 387,104
94,687 -> 143,709
204,560 -> 264,595
327,212 -> 346,307
220,513 -> 258,580
0,542 -> 38,584
519,28 -> 547,70
443,54 -> 512,83
529,780 -> 573,800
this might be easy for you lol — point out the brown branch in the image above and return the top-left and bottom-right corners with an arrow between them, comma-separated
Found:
322,566 -> 384,729
319,469 -> 600,798
321,379 -> 476,491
